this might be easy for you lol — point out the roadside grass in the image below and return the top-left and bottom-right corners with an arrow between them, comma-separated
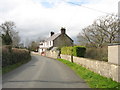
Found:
57,58 -> 120,89
2,59 -> 31,74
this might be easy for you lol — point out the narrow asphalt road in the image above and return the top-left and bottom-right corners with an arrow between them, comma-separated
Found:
3,54 -> 89,88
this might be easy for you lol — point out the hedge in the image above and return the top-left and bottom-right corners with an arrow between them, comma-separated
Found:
61,46 -> 86,57
85,47 -> 108,61
2,45 -> 31,67
61,47 -> 72,55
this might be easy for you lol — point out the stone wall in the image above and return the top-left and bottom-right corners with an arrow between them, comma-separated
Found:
60,54 -> 120,82
60,54 -> 72,62
46,51 -> 59,59
45,51 -> 120,82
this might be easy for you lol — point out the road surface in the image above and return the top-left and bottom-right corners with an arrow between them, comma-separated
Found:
3,54 -> 89,88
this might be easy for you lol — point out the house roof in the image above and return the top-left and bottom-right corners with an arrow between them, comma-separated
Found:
45,31 -> 73,42
45,33 -> 61,41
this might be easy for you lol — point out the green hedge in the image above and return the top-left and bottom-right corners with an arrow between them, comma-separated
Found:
2,45 -> 31,67
61,47 -> 72,55
85,47 -> 108,61
61,46 -> 86,57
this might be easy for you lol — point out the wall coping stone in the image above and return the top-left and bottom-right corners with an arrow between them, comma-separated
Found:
73,56 -> 119,66
108,43 -> 120,46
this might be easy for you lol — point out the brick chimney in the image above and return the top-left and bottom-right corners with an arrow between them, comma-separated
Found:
61,27 -> 66,34
51,32 -> 54,36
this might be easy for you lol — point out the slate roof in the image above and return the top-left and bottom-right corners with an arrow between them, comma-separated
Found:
45,33 -> 61,41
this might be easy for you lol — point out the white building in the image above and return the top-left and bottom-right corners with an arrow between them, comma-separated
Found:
38,28 -> 73,54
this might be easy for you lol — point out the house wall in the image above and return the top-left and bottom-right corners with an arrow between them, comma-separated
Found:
38,48 -> 46,53
53,34 -> 73,47
40,41 -> 53,48
39,42 -> 47,48
48,41 -> 53,47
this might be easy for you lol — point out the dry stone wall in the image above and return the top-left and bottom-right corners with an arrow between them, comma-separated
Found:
61,54 -> 120,82
45,51 -> 120,82
46,51 -> 59,59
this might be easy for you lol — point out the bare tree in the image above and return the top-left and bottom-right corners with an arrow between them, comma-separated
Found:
11,31 -> 20,47
78,25 -> 106,47
29,41 -> 39,51
0,21 -> 15,33
77,14 -> 119,47
95,14 -> 119,43
0,21 -> 20,46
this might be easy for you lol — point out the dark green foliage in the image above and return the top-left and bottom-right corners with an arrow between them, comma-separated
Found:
2,46 -> 31,67
2,31 -> 12,45
61,46 -> 86,57
61,46 -> 108,61
2,60 -> 29,74
73,46 -> 86,57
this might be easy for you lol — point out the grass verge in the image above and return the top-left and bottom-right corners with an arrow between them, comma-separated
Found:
2,59 -> 31,75
57,58 -> 120,89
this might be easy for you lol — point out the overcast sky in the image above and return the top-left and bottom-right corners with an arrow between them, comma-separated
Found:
0,0 -> 119,45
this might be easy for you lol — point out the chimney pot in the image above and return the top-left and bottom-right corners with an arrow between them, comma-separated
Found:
51,32 -> 54,36
61,27 -> 66,34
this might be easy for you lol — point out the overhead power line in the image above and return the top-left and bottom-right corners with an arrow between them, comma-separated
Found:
68,2 -> 112,15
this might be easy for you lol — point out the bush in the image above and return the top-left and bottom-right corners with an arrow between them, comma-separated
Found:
85,47 -> 108,61
73,46 -> 86,57
61,47 -> 72,55
61,46 -> 86,57
2,46 -> 31,67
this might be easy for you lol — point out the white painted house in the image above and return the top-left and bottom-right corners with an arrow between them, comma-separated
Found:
38,39 -> 54,53
38,28 -> 73,54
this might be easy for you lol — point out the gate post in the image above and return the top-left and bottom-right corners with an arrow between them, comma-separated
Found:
108,2 -> 120,82
108,44 -> 120,65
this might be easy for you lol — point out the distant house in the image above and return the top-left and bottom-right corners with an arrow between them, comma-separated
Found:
38,28 -> 74,54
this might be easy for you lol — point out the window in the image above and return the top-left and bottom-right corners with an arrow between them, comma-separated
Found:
40,43 -> 43,45
50,41 -> 51,46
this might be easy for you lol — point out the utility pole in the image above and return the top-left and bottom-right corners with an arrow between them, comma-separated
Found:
0,38 -> 1,66
71,43 -> 74,63
118,1 -> 120,43
118,1 -> 120,19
